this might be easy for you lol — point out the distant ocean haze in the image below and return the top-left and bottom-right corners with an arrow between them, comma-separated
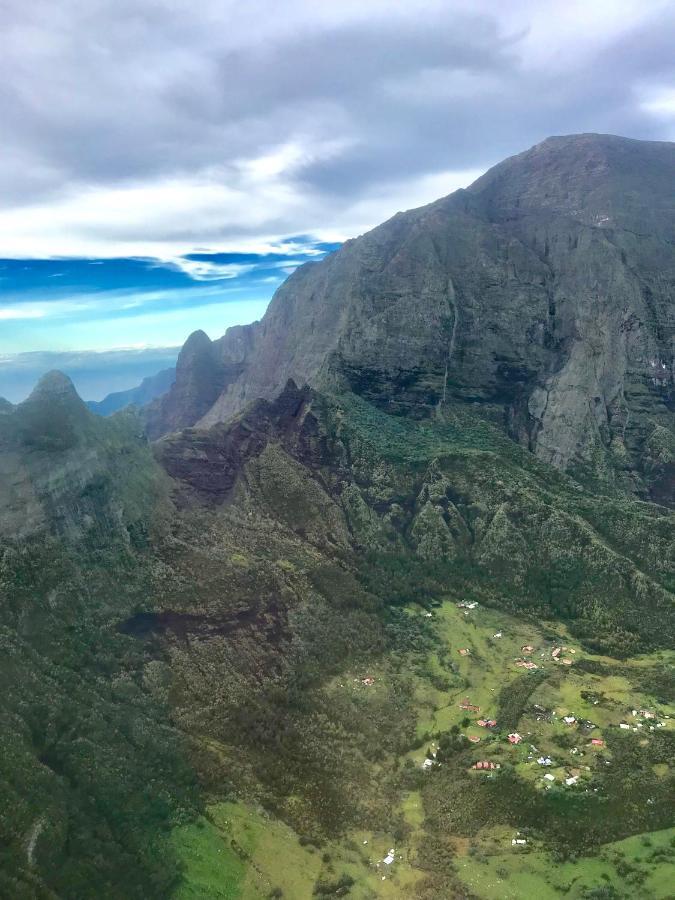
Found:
0,347 -> 181,403
0,242 -> 340,402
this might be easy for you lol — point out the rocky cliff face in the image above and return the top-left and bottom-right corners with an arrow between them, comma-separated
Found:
143,325 -> 255,439
147,134 -> 674,502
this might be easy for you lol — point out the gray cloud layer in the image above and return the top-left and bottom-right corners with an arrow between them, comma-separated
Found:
0,0 -> 674,255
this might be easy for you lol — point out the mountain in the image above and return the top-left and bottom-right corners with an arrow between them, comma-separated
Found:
143,327 -> 253,438
147,134 -> 674,504
86,366 -> 175,416
0,371 -> 168,539
1,136 -> 674,898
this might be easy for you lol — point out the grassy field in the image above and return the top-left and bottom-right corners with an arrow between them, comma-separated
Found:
173,801 -> 424,899
172,599 -> 674,898
455,827 -> 675,899
172,815 -> 247,899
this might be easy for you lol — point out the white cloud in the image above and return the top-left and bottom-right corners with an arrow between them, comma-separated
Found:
0,153 -> 483,258
0,308 -> 46,320
162,259 -> 257,281
639,86 -> 675,118
0,298 -> 95,319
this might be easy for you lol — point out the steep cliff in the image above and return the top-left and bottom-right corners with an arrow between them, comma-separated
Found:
143,326 -> 255,439
148,134 -> 674,502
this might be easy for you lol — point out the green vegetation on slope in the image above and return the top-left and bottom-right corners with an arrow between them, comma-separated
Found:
171,600 -> 674,898
1,381 -> 673,897
328,391 -> 675,655
0,396 -> 198,898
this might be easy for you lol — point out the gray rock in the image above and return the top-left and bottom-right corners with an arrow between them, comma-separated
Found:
149,134 -> 675,501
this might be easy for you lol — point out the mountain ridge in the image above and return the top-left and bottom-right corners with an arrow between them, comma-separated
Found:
87,366 -> 176,416
143,133 -> 675,504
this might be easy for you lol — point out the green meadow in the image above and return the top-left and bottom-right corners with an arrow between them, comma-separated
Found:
173,599 -> 674,898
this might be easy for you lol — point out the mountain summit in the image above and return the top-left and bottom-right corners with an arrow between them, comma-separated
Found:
145,134 -> 674,502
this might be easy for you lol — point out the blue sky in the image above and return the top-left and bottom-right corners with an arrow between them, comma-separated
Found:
1,1 -> 673,401
0,240 -> 339,400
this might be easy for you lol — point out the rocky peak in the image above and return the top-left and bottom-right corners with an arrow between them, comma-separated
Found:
143,325 -> 256,439
4,370 -> 98,455
28,370 -> 83,403
466,133 -> 675,237
181,328 -> 212,354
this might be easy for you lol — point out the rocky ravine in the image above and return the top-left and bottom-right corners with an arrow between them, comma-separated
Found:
145,133 -> 674,502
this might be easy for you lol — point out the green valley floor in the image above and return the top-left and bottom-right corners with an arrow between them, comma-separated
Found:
171,600 -> 675,899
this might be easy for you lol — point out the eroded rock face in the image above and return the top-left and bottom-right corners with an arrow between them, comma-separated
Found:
143,326 -> 256,439
155,381 -> 325,505
148,135 -> 674,501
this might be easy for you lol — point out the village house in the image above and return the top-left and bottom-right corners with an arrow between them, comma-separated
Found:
543,773 -> 555,782
515,660 -> 538,670
472,761 -> 500,770
458,648 -> 471,656
537,756 -> 553,766
521,644 -> 535,653
563,715 -> 576,725
551,647 -> 561,659
459,699 -> 480,712
590,739 -> 605,747
361,676 -> 375,686
508,733 -> 523,744
477,718 -> 497,728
